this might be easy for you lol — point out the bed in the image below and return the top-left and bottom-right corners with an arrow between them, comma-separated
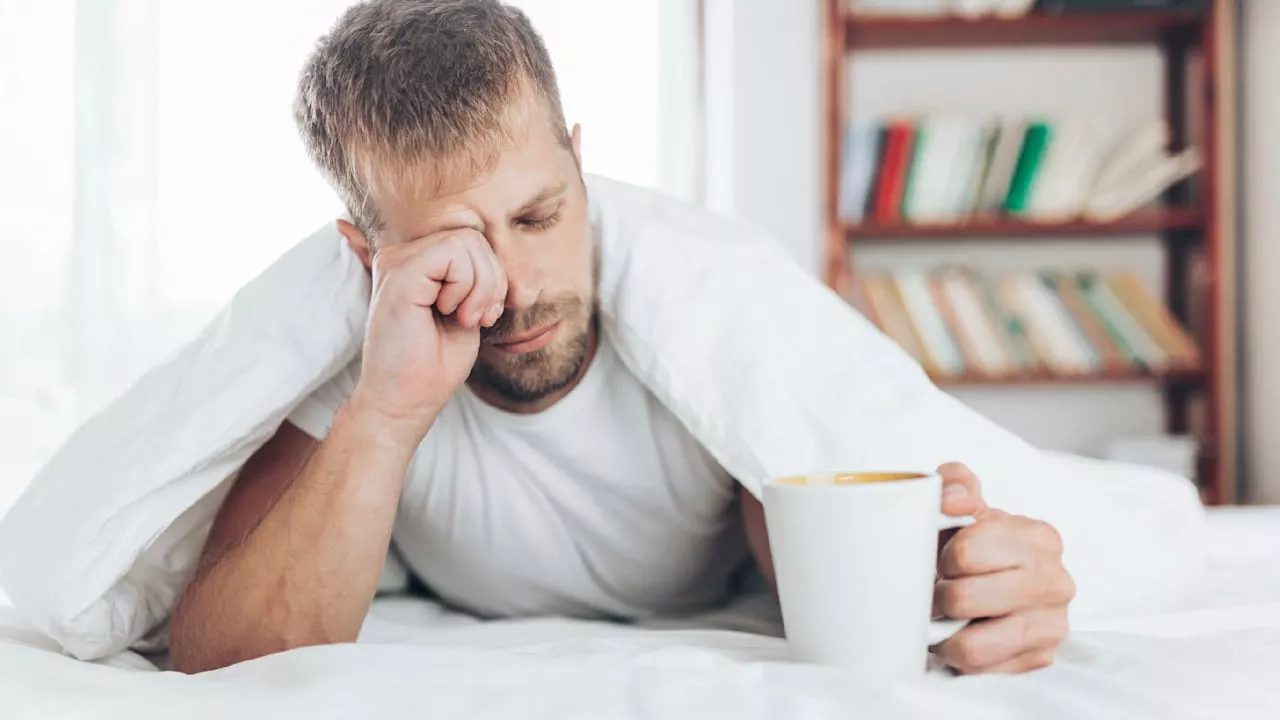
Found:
1,507 -> 1278,720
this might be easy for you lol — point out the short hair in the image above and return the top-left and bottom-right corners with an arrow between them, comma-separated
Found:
294,0 -> 569,235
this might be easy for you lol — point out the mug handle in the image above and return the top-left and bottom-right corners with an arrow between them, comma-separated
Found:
926,513 -> 977,646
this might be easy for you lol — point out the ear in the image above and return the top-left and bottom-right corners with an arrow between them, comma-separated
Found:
570,123 -> 583,171
336,218 -> 373,269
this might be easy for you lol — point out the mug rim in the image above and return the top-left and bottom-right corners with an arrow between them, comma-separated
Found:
765,471 -> 937,488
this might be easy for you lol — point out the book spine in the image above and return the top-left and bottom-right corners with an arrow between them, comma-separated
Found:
1089,276 -> 1170,371
945,271 -> 1012,374
981,274 -> 1038,373
864,274 -> 935,372
894,270 -> 965,377
1051,273 -> 1129,372
1038,273 -> 1101,371
931,272 -> 988,376
1077,274 -> 1143,368
1108,273 -> 1201,368
998,277 -> 1056,373
1005,122 -> 1052,215
874,120 -> 916,222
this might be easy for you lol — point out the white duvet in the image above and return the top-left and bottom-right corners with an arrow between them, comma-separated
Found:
0,175 -> 1205,666
3,506 -> 1280,719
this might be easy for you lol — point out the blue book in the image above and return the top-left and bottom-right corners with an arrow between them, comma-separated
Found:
839,122 -> 881,223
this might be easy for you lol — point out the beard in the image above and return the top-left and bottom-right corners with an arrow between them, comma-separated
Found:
469,295 -> 594,405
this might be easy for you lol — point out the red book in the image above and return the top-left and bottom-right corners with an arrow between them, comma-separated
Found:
873,119 -> 917,223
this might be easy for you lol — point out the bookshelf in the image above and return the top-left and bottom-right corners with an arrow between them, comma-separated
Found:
845,207 -> 1203,241
822,1 -> 1236,503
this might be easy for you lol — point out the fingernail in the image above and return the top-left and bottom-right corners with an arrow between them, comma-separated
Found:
943,484 -> 968,503
490,303 -> 503,319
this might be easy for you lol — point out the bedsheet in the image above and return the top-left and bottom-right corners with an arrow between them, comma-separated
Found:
1,508 -> 1278,720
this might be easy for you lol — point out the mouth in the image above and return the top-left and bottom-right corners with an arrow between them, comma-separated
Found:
488,321 -> 561,355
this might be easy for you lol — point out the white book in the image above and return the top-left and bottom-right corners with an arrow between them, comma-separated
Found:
1029,119 -> 1096,221
839,123 -> 880,222
1092,119 -> 1170,198
903,117 -> 965,224
963,121 -> 1002,218
894,270 -> 965,376
977,118 -> 1026,214
945,121 -> 990,218
1016,276 -> 1091,373
944,274 -> 1012,373
1036,275 -> 1100,371
1085,149 -> 1202,221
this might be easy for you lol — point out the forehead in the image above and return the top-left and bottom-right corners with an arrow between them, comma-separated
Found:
373,104 -> 575,244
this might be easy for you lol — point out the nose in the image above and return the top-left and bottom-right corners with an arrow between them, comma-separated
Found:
494,243 -> 542,311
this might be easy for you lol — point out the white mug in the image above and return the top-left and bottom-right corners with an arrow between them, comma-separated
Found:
762,471 -> 973,681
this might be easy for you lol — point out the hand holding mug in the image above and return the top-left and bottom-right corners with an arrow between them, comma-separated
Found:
930,462 -> 1076,674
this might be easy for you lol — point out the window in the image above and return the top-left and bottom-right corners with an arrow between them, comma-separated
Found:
0,0 -> 701,511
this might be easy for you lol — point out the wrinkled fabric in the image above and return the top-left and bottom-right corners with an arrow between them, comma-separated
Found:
0,175 -> 1205,660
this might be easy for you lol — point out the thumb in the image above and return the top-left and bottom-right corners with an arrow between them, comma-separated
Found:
937,462 -> 989,518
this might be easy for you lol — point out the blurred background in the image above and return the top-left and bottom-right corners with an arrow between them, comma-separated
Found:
1,0 -> 1274,514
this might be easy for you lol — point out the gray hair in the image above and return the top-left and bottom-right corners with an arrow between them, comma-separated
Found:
294,0 -> 569,235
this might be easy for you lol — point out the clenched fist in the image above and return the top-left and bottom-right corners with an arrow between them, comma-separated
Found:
348,229 -> 507,446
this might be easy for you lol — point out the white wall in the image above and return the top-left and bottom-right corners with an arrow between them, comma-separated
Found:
710,0 -> 1178,458
1243,0 -> 1280,503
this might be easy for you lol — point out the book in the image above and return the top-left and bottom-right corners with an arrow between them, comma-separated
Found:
851,268 -> 1201,381
894,270 -> 966,376
944,270 -> 1016,375
862,274 -> 935,372
839,123 -> 882,222
838,114 -> 1201,228
1050,273 -> 1129,371
976,119 -> 1027,215
1107,273 -> 1201,368
1085,276 -> 1170,371
873,120 -> 918,223
1005,122 -> 1052,215
974,273 -> 1038,372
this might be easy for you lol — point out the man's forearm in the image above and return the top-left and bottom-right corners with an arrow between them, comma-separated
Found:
169,403 -> 417,673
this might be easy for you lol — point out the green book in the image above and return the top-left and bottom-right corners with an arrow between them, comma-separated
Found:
900,119 -> 927,218
1004,122 -> 1052,215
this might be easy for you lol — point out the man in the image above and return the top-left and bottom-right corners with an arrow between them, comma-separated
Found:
169,0 -> 1073,674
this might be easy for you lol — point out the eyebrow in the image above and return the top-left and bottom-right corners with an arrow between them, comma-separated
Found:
512,182 -> 567,217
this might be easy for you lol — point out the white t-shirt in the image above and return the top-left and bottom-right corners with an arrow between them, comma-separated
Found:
288,334 -> 750,619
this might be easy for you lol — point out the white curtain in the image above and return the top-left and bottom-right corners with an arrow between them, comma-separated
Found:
0,0 -> 703,513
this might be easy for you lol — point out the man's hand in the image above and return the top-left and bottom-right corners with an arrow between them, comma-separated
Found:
931,462 -> 1075,674
349,229 -> 507,445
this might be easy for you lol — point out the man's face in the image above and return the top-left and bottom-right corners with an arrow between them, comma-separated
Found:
355,101 -> 595,409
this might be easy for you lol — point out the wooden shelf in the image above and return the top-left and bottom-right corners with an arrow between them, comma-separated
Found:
932,367 -> 1206,388
844,208 -> 1204,241
845,11 -> 1203,50
822,0 -> 1233,502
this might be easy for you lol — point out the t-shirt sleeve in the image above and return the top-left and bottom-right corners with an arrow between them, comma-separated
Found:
287,359 -> 361,440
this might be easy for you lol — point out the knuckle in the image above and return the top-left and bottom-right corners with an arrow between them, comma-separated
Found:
1033,521 -> 1064,555
950,534 -> 979,572
1019,611 -> 1037,649
1056,570 -> 1077,604
939,580 -> 974,618
950,634 -> 986,669
1029,649 -> 1056,671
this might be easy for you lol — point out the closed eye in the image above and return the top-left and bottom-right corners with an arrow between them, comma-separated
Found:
516,208 -> 562,232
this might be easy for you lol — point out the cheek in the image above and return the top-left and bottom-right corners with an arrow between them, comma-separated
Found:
545,218 -> 594,291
